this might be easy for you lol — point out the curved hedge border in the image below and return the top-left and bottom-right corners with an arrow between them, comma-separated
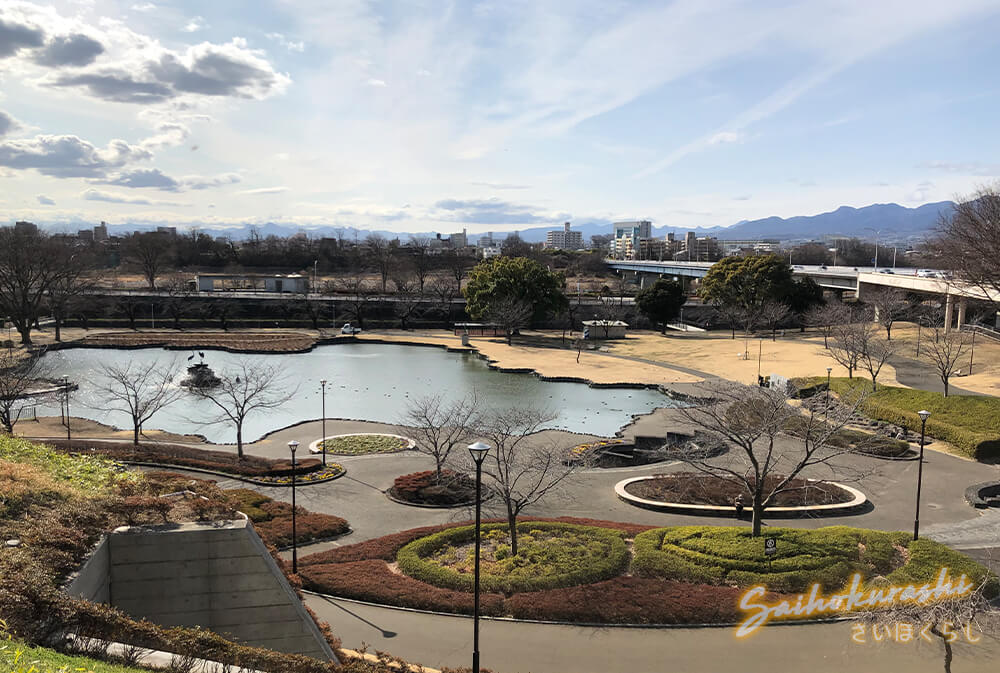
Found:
396,521 -> 629,594
633,525 -> 999,596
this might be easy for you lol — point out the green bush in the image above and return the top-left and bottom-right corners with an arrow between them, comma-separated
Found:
631,525 -> 993,595
223,489 -> 271,522
795,377 -> 1000,460
396,521 -> 629,594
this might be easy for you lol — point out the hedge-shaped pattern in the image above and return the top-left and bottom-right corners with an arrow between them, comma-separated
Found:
396,521 -> 629,594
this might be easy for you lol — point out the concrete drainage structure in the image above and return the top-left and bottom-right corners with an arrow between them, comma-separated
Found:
65,518 -> 336,662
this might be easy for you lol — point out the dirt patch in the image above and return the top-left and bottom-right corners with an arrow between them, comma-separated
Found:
624,472 -> 854,506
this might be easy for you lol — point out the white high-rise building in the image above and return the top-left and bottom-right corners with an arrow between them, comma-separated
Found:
612,220 -> 653,259
545,222 -> 584,250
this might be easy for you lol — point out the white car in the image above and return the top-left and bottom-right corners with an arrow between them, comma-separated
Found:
341,323 -> 362,334
916,269 -> 936,278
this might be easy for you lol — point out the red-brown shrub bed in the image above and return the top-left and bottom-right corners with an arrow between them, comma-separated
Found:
506,577 -> 746,624
223,489 -> 349,548
624,472 -> 853,507
300,560 -> 505,616
389,469 -> 477,506
49,439 -> 322,478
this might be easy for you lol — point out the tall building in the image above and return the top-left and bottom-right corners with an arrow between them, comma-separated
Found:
449,228 -> 468,248
477,231 -> 495,248
612,220 -> 653,259
676,232 -> 721,261
545,222 -> 584,250
94,221 -> 109,241
156,226 -> 178,236
13,221 -> 37,235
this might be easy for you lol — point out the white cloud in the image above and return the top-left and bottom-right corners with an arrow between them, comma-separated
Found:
366,78 -> 386,87
708,131 -> 743,145
36,194 -> 54,205
131,3 -> 156,11
239,186 -> 288,195
0,110 -> 21,137
265,32 -> 305,53
81,188 -> 184,206
0,134 -> 151,177
182,17 -> 206,33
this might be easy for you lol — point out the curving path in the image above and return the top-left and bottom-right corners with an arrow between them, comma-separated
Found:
305,594 -> 999,673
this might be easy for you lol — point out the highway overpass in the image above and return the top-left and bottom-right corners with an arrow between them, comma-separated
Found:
607,260 -> 995,330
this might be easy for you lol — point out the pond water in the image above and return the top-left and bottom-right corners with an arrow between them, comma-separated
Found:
35,343 -> 679,443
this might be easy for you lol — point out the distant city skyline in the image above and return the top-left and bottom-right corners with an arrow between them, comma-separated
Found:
2,1 -> 999,233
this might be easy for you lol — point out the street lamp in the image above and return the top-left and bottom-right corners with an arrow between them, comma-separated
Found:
913,410 -> 931,541
866,228 -> 881,269
319,379 -> 327,467
288,439 -> 299,573
62,376 -> 71,441
467,440 -> 491,673
825,367 -> 832,420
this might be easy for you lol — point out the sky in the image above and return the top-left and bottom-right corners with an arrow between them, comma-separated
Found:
2,0 -> 1000,235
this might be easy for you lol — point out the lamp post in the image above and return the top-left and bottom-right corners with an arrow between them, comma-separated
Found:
913,410 -> 931,541
319,379 -> 327,466
467,440 -> 491,673
825,367 -> 832,421
969,327 -> 977,375
288,440 -> 299,573
62,376 -> 71,441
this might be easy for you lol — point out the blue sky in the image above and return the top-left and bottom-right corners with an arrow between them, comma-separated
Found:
2,0 -> 999,234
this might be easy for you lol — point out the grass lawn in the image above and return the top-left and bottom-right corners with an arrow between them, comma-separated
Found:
797,376 -> 1000,459
1,636 -> 157,673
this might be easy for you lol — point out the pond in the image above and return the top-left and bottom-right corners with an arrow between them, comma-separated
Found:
35,343 -> 680,443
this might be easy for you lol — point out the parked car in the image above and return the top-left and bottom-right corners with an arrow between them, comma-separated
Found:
916,269 -> 936,278
877,268 -> 895,274
341,323 -> 362,334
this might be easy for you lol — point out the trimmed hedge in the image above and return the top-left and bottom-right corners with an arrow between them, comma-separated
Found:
396,522 -> 630,594
796,377 -> 1000,460
300,560 -> 505,616
389,469 -> 477,506
783,415 -> 911,457
223,488 -> 349,548
633,525 -> 998,596
47,440 -> 323,477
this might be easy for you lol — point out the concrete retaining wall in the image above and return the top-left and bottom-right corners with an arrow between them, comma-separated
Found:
66,519 -> 335,662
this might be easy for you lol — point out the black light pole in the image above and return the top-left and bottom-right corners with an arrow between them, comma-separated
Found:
288,440 -> 299,572
467,440 -> 491,673
62,376 -> 71,441
320,379 -> 327,466
913,410 -> 931,541
825,367 -> 832,421
969,328 -> 977,375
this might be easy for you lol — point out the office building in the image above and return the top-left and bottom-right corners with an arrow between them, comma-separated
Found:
546,222 -> 584,250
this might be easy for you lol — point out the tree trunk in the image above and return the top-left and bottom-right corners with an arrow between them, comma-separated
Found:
133,424 -> 140,446
823,333 -> 828,349
507,510 -> 519,556
507,330 -> 513,346
943,379 -> 949,397
18,325 -> 32,345
751,500 -> 764,536
54,316 -> 62,342
871,376 -> 877,392
236,426 -> 244,458
930,626 -> 954,673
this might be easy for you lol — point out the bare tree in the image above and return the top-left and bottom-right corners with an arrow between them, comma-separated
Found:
805,302 -> 849,349
407,237 -> 434,292
474,406 -> 573,555
591,297 -> 628,340
828,311 -> 872,378
46,261 -> 94,342
923,328 -> 970,397
338,275 -> 373,330
442,249 -> 471,285
429,278 -> 460,322
712,300 -> 745,340
124,232 -> 174,290
856,326 -> 897,391
0,228 -> 89,345
191,361 -> 296,458
933,183 -> 1000,307
161,274 -> 192,330
675,381 -> 866,536
856,573 -> 999,673
94,359 -> 183,445
403,392 -> 481,480
365,234 -> 393,294
485,296 -> 534,345
0,349 -> 49,435
757,300 -> 791,341
866,287 -> 908,340
391,273 -> 424,330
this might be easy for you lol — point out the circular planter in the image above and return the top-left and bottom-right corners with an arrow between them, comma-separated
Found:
309,432 -> 416,455
615,475 -> 867,517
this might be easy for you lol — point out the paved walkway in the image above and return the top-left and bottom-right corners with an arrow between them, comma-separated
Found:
305,595 -> 1000,673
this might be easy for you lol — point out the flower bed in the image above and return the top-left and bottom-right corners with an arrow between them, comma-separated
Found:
389,469 -> 477,506
396,522 -> 630,594
249,464 -> 344,485
623,472 -> 854,507
314,433 -> 413,455
565,439 -> 626,464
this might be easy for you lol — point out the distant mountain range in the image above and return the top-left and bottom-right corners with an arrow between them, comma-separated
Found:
36,201 -> 954,244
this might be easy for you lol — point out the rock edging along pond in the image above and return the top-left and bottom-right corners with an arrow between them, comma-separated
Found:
615,475 -> 868,517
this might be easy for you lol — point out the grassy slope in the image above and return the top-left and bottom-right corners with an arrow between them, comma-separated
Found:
1,638 -> 157,673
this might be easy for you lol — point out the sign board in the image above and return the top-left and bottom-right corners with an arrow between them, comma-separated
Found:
764,538 -> 777,556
